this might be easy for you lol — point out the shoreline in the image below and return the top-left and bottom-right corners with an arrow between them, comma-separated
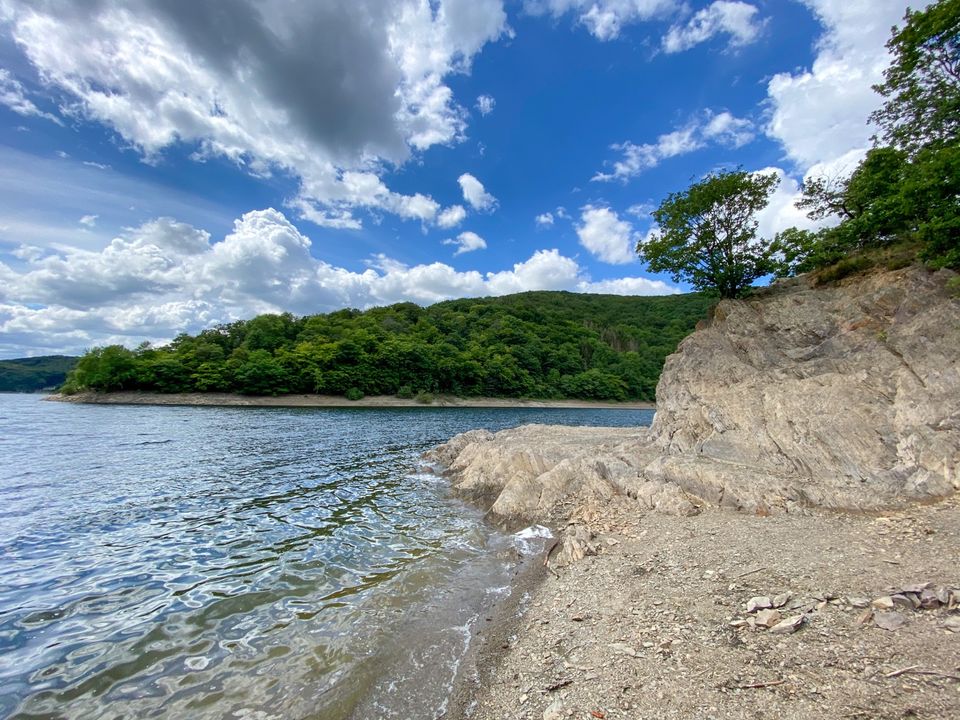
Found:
43,391 -> 655,411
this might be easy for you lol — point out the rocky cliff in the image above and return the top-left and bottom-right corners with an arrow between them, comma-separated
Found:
427,265 -> 960,528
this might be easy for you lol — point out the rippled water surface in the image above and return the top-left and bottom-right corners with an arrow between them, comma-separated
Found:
0,395 -> 652,719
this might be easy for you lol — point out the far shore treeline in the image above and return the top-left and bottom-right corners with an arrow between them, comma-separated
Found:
60,291 -> 715,401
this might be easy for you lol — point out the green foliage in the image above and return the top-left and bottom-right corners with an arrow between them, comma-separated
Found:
345,387 -> 364,401
870,0 -> 960,154
779,143 -> 959,275
414,391 -> 434,404
641,169 -> 780,298
63,290 -> 715,402
0,355 -> 78,392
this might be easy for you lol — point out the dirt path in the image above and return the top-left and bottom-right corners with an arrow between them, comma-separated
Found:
455,495 -> 960,720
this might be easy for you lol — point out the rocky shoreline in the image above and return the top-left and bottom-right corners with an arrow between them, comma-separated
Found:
44,391 -> 654,411
431,265 -> 960,719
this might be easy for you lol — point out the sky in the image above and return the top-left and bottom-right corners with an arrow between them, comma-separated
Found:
0,0 -> 917,357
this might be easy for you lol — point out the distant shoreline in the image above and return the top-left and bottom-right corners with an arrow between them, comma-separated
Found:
44,391 -> 655,410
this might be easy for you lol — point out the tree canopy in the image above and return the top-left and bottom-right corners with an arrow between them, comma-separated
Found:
640,169 -> 779,299
871,0 -> 960,154
61,290 -> 716,401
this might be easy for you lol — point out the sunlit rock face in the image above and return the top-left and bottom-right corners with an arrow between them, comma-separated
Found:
429,266 -> 960,526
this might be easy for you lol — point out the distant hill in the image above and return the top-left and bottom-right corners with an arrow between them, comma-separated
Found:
0,355 -> 79,392
61,291 -> 717,401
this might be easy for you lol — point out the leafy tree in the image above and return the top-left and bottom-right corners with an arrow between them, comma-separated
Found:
871,0 -> 960,154
640,169 -> 780,298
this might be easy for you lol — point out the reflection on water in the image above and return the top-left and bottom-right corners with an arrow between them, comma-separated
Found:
0,395 -> 652,719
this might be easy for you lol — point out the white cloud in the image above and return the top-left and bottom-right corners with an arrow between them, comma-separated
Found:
79,214 -> 98,228
578,276 -> 676,295
594,109 -> 754,181
437,204 -> 467,229
0,0 -> 510,229
458,172 -> 498,211
476,94 -> 496,115
0,68 -> 62,124
525,0 -> 678,41
443,230 -> 487,255
535,212 -> 555,227
0,208 -> 682,354
576,205 -> 637,264
82,161 -> 110,170
662,1 -> 765,53
765,0 -> 910,170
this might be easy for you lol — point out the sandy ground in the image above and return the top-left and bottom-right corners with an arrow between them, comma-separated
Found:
452,495 -> 960,720
45,391 -> 655,410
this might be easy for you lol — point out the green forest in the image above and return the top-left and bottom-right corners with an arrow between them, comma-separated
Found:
60,291 -> 714,401
0,356 -> 78,392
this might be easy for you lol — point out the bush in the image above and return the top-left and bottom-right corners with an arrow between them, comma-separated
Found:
345,387 -> 364,401
414,391 -> 434,404
396,385 -> 414,399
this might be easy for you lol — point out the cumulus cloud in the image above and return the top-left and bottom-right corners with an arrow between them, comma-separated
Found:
0,68 -> 62,124
458,172 -> 498,211
753,1 -> 911,238
765,0 -> 909,170
526,0 -> 762,49
79,214 -> 98,228
0,0 -> 510,229
594,109 -> 754,181
662,1 -> 765,53
475,94 -> 496,115
0,208 -> 679,354
535,212 -> 555,227
443,230 -> 487,255
576,206 -> 637,264
525,0 -> 678,41
437,204 -> 467,228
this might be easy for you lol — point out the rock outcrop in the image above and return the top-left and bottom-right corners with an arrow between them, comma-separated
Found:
428,266 -> 960,526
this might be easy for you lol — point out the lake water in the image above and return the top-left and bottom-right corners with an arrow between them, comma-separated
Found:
0,394 -> 652,719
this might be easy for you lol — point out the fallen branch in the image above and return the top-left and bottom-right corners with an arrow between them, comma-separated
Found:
884,666 -> 960,681
730,678 -> 786,690
545,679 -> 573,692
735,566 -> 766,579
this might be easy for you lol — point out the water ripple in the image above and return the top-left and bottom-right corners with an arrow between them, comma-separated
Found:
0,395 -> 652,719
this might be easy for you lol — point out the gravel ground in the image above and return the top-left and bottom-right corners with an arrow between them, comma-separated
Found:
451,495 -> 960,720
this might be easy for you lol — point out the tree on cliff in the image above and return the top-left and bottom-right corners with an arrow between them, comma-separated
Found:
870,0 -> 960,154
638,169 -> 780,299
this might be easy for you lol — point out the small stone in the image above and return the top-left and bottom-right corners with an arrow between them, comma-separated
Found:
746,596 -> 772,613
543,699 -> 565,720
772,593 -> 791,608
847,596 -> 870,608
874,611 -> 907,631
871,596 -> 895,610
520,694 -> 528,705
756,608 -> 782,628
940,616 -> 960,633
769,614 -> 805,634
900,582 -> 931,594
856,608 -> 874,625
609,642 -> 637,657
890,594 -> 914,611
919,588 -> 941,609
934,587 -> 951,605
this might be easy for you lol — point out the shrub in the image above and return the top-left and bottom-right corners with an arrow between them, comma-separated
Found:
345,387 -> 364,401
414,391 -> 434,404
396,385 -> 414,399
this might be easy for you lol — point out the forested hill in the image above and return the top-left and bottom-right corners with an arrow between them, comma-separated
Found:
61,291 -> 716,401
0,356 -> 78,392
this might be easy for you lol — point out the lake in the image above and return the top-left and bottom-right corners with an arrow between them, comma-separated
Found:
0,394 -> 652,719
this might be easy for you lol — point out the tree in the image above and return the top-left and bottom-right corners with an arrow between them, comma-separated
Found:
871,0 -> 960,154
640,169 -> 780,298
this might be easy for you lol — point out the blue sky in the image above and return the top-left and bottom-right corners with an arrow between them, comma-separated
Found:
0,0 -> 915,356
